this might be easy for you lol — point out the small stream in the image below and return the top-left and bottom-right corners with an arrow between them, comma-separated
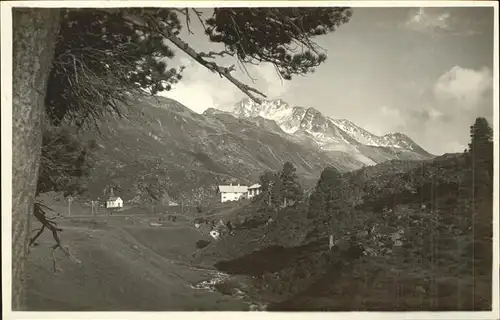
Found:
190,270 -> 268,311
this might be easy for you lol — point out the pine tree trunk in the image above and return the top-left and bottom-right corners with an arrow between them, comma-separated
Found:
12,8 -> 60,310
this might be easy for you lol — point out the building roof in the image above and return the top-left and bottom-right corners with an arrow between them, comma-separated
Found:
218,185 -> 248,193
248,183 -> 261,189
108,196 -> 121,201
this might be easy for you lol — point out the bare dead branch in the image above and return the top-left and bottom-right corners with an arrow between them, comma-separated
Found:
230,15 -> 248,59
236,58 -> 257,83
29,225 -> 46,246
51,243 -> 81,273
191,9 -> 208,32
184,8 -> 194,35
198,50 -> 233,59
164,32 -> 266,102
31,202 -> 81,273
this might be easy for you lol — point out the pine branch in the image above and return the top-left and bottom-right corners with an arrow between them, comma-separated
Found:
117,12 -> 267,104
191,8 -> 209,33
165,32 -> 266,102
198,50 -> 233,59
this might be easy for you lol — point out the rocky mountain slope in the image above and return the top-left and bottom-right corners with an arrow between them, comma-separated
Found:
75,96 -> 433,205
229,98 -> 433,166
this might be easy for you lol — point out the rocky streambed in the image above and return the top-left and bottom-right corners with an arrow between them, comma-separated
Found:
190,269 -> 269,311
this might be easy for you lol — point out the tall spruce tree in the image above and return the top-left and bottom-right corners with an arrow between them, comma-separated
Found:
466,117 -> 494,196
465,117 -> 494,301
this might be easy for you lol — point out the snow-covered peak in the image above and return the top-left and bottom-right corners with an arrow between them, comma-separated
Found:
230,98 -> 429,157
379,133 -> 421,151
233,98 -> 291,117
329,118 -> 385,146
232,98 -> 305,134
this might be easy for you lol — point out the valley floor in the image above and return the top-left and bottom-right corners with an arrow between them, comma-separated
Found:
25,214 -> 252,311
24,200 -> 493,312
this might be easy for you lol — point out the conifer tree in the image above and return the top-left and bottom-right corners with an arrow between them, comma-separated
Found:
279,162 -> 302,207
308,166 -> 342,220
258,170 -> 278,207
466,117 -> 494,195
465,117 -> 494,298
271,175 -> 285,210
37,125 -> 98,197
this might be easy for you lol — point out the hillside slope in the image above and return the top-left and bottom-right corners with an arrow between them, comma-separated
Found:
80,96 -> 367,204
77,96 -> 433,206
25,216 -> 248,311
199,152 -> 492,311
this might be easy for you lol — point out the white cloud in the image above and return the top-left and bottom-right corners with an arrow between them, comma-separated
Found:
405,8 -> 451,34
362,106 -> 406,136
248,63 -> 289,98
159,56 -> 289,114
410,66 -> 493,154
427,107 -> 443,121
433,66 -> 493,112
363,66 -> 493,155
403,8 -> 485,37
443,140 -> 468,153
159,57 -> 242,113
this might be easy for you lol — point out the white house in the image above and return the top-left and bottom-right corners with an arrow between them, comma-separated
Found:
217,184 -> 248,203
217,183 -> 262,203
247,183 -> 262,199
168,200 -> 179,207
106,196 -> 123,208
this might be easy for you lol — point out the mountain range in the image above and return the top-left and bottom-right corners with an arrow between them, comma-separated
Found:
79,96 -> 434,205
207,98 -> 432,165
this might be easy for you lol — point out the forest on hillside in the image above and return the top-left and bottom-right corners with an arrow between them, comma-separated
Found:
202,117 -> 494,311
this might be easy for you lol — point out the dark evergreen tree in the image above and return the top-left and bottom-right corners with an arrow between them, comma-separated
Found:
258,170 -> 278,207
279,162 -> 302,207
468,117 -> 493,151
308,166 -> 343,220
37,125 -> 98,197
271,176 -> 284,210
204,8 -> 352,81
464,117 -> 494,302
466,117 -> 494,196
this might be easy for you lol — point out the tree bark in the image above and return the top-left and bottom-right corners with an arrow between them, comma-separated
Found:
12,8 -> 60,310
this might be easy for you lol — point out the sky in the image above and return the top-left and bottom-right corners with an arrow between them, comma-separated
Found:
159,6 -> 495,155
